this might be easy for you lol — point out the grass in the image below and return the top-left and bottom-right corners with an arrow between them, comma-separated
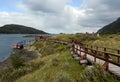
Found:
83,34 -> 120,63
15,48 -> 86,82
49,34 -> 85,42
80,64 -> 119,82
16,40 -> 119,82
84,34 -> 120,50
0,60 -> 44,82
1,34 -> 120,82
0,49 -> 43,82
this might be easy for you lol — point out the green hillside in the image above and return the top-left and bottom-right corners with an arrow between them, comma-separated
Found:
97,17 -> 120,34
0,24 -> 47,34
0,34 -> 119,82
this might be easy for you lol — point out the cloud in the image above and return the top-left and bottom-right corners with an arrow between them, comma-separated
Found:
77,0 -> 120,29
0,0 -> 120,33
19,0 -> 82,33
0,12 -> 44,30
22,0 -> 71,14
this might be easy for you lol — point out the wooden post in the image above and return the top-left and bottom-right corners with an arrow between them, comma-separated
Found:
94,47 -> 98,63
91,46 -> 93,53
103,53 -> 109,71
72,43 -> 75,54
94,50 -> 97,63
80,46 -> 81,56
104,48 -> 106,52
104,48 -> 107,58
84,48 -> 88,59
118,50 -> 120,63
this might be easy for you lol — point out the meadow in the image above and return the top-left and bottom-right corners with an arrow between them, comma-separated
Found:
0,34 -> 119,82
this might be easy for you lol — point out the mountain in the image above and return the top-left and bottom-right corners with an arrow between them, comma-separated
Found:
0,24 -> 48,34
97,17 -> 120,34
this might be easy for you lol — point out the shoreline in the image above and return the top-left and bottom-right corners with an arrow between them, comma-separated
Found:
0,46 -> 41,69
0,56 -> 11,68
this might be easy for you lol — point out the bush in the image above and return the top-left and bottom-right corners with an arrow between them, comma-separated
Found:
80,64 -> 119,82
52,58 -> 59,66
11,55 -> 25,69
62,62 -> 70,70
56,71 -> 74,82
0,60 -> 45,82
27,61 -> 45,71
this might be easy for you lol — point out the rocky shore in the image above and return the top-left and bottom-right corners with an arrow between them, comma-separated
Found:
0,46 -> 41,69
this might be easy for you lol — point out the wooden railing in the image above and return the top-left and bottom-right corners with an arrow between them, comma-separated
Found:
38,39 -> 120,72
71,41 -> 120,71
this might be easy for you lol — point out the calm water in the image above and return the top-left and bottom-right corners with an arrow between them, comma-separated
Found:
0,34 -> 34,62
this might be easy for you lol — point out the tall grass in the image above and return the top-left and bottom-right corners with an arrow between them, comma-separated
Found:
32,41 -> 68,56
84,34 -> 120,50
83,34 -> 120,63
0,60 -> 44,82
49,34 -> 85,42
1,34 -> 120,82
15,45 -> 85,82
15,34 -> 120,82
80,64 -> 119,82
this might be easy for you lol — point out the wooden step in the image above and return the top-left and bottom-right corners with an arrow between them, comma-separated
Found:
74,56 -> 80,60
80,59 -> 88,64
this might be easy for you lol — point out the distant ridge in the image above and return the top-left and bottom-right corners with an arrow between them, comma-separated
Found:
97,17 -> 120,34
0,24 -> 48,34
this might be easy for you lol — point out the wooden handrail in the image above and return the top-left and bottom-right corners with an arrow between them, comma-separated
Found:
38,39 -> 120,67
36,38 -> 120,77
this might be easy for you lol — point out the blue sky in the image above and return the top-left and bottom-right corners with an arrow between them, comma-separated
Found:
70,0 -> 83,7
0,0 -> 83,12
0,0 -> 119,33
0,0 -> 22,12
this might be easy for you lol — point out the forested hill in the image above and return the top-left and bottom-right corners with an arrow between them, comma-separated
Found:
0,24 -> 48,34
97,17 -> 120,34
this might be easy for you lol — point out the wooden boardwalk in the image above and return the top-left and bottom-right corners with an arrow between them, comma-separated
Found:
72,44 -> 120,78
87,53 -> 120,77
38,38 -> 120,78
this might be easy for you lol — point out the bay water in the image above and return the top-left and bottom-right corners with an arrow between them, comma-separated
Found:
0,34 -> 34,62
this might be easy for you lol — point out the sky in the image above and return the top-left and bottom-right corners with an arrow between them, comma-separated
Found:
0,0 -> 120,34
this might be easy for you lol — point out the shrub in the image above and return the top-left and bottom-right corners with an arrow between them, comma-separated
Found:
80,64 -> 119,82
62,62 -> 70,70
28,61 -> 45,71
56,71 -> 74,82
11,55 -> 25,69
0,60 -> 45,82
52,58 -> 59,66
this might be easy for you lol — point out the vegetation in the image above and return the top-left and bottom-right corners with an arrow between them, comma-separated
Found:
0,24 -> 48,34
83,34 -> 120,51
80,34 -> 120,63
0,34 -> 119,82
0,49 -> 42,82
0,60 -> 44,82
15,40 -> 119,82
80,64 -> 118,82
49,33 -> 88,43
15,41 -> 86,82
11,55 -> 25,69
97,17 -> 120,34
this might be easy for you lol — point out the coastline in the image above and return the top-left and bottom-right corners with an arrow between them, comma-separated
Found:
0,56 -> 11,68
0,46 -> 41,69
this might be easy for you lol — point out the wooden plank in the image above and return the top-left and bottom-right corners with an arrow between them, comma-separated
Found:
83,53 -> 120,77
